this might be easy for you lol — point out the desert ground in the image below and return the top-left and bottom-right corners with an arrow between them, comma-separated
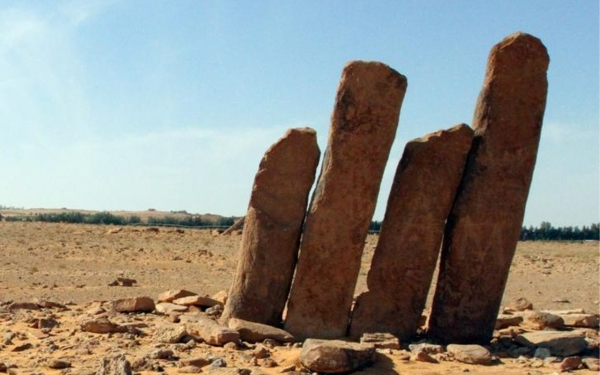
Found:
0,219 -> 598,374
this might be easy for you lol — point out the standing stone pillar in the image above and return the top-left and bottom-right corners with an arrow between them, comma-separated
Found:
220,128 -> 320,327
349,124 -> 474,340
428,32 -> 550,344
284,61 -> 407,339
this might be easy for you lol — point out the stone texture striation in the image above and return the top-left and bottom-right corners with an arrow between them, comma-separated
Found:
428,32 -> 550,344
284,61 -> 407,339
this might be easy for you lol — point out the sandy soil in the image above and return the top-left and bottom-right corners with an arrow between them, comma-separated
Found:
0,221 -> 598,374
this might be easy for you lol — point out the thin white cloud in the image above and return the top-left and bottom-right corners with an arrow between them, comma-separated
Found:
542,121 -> 599,143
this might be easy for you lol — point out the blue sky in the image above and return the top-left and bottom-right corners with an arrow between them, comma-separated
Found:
0,1 -> 598,227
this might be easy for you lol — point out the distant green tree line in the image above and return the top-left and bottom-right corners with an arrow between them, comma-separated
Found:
368,220 -> 599,241
3,211 -> 236,228
520,222 -> 599,241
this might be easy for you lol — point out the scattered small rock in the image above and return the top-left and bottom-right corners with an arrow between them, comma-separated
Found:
446,344 -> 492,365
117,277 -> 137,287
96,353 -> 132,375
495,313 -> 524,329
155,302 -> 189,315
559,356 -> 582,372
299,339 -> 375,374
227,318 -> 294,343
173,295 -> 222,308
582,356 -> 600,371
253,344 -> 269,359
523,311 -> 564,330
359,332 -> 400,349
181,313 -> 240,346
507,297 -> 533,311
8,302 -> 40,311
81,318 -> 126,334
155,323 -> 187,343
178,366 -> 203,374
158,290 -> 197,303
147,348 -> 174,360
113,296 -> 155,313
515,330 -> 588,357
408,342 -> 444,355
47,358 -> 71,369
180,357 -> 211,368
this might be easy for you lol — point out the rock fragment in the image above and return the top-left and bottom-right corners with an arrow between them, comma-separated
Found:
113,296 -> 155,313
299,339 -> 376,374
559,356 -> 582,371
522,311 -> 564,330
359,332 -> 400,349
81,318 -> 127,334
173,295 -> 222,308
158,290 -> 197,303
447,344 -> 492,365
181,313 -> 240,346
515,330 -> 588,357
553,313 -> 599,328
96,353 -> 132,375
582,356 -> 600,371
227,318 -> 295,343
154,323 -> 187,343
47,359 -> 71,369
495,314 -> 524,329
180,357 -> 211,368
506,297 -> 534,312
155,302 -> 188,314
285,61 -> 407,339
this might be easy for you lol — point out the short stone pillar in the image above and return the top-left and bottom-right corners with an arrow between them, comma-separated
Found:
349,124 -> 474,340
428,32 -> 550,344
220,128 -> 320,327
284,61 -> 408,339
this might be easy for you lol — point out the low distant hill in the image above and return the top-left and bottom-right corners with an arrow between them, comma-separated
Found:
0,207 -> 240,227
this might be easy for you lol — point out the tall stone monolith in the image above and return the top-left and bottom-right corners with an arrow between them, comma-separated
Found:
284,61 -> 408,339
428,32 -> 550,344
349,124 -> 474,340
220,128 -> 320,327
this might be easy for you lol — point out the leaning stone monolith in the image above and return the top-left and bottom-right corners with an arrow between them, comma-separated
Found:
220,128 -> 320,327
349,124 -> 474,340
284,61 -> 407,339
428,32 -> 549,344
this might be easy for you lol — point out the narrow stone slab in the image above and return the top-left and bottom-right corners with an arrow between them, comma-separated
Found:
220,128 -> 320,327
173,295 -> 221,308
349,124 -> 473,340
227,317 -> 295,343
113,296 -> 155,313
158,289 -> 197,303
428,32 -> 550,344
181,313 -> 240,346
155,302 -> 188,314
285,61 -> 407,339
515,331 -> 587,357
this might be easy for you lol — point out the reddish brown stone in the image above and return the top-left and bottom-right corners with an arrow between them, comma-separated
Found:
220,128 -> 320,327
284,61 -> 407,339
349,124 -> 473,340
428,32 -> 550,344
